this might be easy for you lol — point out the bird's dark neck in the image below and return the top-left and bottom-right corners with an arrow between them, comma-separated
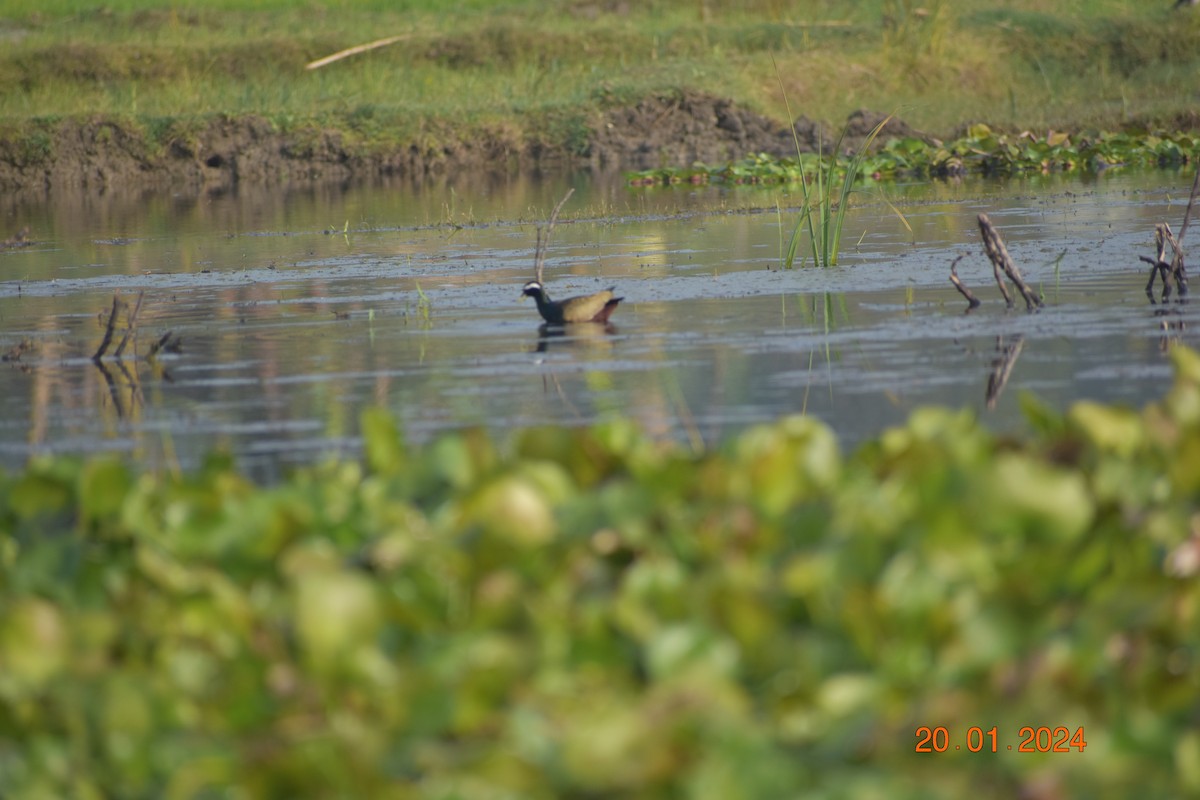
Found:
531,288 -> 553,313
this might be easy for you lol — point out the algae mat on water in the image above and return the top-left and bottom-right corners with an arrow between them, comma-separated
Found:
2,347 -> 1200,797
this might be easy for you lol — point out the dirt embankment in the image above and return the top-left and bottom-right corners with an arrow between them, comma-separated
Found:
0,91 -> 927,196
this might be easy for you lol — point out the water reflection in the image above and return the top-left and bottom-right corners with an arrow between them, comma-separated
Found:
533,322 -> 618,353
1,169 -> 1197,479
985,335 -> 1025,410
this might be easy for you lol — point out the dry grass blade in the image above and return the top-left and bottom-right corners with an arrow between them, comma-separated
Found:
305,35 -> 413,71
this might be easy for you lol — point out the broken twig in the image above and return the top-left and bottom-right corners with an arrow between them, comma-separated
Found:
1164,222 -> 1188,294
948,254 -> 982,310
1143,174 -> 1197,300
978,213 -> 1041,311
1142,223 -> 1186,300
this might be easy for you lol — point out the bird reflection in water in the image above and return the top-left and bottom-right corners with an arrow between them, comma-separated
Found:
533,322 -> 618,353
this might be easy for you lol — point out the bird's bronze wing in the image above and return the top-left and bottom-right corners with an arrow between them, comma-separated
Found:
558,290 -> 615,323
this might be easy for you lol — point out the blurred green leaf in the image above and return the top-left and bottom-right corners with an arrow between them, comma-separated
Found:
361,406 -> 405,475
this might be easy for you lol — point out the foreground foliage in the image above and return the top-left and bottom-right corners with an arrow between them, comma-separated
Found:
629,126 -> 1200,186
4,348 -> 1200,798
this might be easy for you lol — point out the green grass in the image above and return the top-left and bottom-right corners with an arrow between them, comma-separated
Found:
1,0 -> 1199,154
5,345 -> 1200,798
779,99 -> 891,267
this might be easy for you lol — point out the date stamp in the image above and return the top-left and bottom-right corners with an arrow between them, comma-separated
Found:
915,726 -> 1086,753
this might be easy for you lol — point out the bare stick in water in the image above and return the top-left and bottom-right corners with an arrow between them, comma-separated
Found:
533,188 -> 575,285
1142,223 -> 1186,299
978,214 -> 1041,311
948,254 -> 982,310
1164,222 -> 1188,294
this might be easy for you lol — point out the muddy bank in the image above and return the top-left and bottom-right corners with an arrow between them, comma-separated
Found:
0,91 -> 924,197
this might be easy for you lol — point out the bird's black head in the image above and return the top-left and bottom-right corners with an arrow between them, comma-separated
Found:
522,280 -> 545,299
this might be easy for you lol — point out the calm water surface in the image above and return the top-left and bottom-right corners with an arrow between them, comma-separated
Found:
1,170 -> 1194,479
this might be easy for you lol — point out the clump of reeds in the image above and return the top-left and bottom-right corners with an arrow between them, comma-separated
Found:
774,58 -> 892,269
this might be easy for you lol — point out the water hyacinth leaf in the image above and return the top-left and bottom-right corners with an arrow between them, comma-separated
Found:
1047,130 -> 1071,147
102,675 -> 155,740
429,429 -> 494,491
560,700 -> 651,791
1170,344 -> 1200,386
510,461 -> 575,507
360,406 -> 404,475
1177,732 -> 1200,791
780,551 -> 838,600
1069,401 -> 1145,457
293,571 -> 383,671
9,349 -> 1200,795
466,476 -> 556,547
9,469 -> 73,520
429,434 -> 478,490
513,425 -> 614,486
878,552 -> 949,616
1167,436 -> 1200,493
635,126 -> 1200,186
1019,390 -> 1065,436
684,727 -> 804,800
615,556 -> 689,639
816,673 -> 878,719
0,598 -> 68,688
950,603 -> 1019,670
1166,379 -> 1200,429
78,459 -> 131,526
645,624 -> 740,681
986,454 -> 1094,540
733,416 -> 840,515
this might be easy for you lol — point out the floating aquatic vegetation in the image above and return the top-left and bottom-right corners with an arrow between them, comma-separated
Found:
629,126 -> 1200,187
4,347 -> 1200,797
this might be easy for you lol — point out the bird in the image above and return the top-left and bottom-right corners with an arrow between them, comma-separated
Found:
521,280 -> 623,324
1176,0 -> 1198,8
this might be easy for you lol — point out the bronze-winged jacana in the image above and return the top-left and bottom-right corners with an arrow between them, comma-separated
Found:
522,280 -> 623,324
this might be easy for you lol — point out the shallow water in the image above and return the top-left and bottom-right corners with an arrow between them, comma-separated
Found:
1,169 -> 1194,480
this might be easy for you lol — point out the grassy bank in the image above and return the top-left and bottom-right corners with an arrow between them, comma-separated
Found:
2,0 -> 1199,168
3,345 -> 1200,797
